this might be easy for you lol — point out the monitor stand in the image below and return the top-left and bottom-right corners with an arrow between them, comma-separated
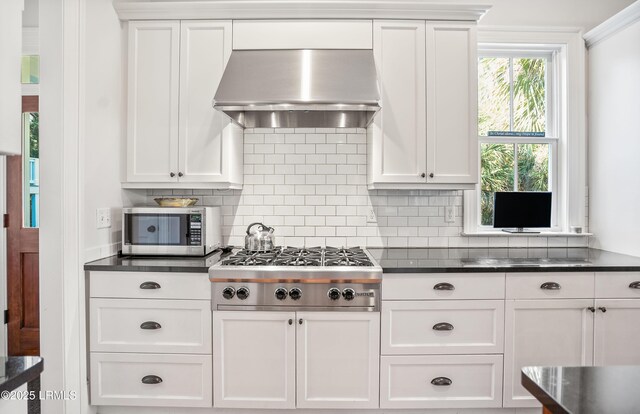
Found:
501,228 -> 541,234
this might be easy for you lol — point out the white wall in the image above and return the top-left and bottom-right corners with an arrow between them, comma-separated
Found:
588,16 -> 640,256
83,0 -> 145,262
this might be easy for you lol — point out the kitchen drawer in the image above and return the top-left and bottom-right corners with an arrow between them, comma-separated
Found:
90,352 -> 212,407
89,271 -> 211,300
382,273 -> 505,300
506,272 -> 594,299
380,355 -> 503,409
595,272 -> 640,298
90,298 -> 211,354
381,300 -> 504,355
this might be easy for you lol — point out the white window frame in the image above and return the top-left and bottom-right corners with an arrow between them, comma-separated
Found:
464,28 -> 587,235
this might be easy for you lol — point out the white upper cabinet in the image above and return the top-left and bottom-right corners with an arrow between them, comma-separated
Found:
127,21 -> 180,183
369,21 -> 427,185
125,20 -> 242,189
368,21 -> 478,189
425,23 -> 478,184
233,20 -> 373,50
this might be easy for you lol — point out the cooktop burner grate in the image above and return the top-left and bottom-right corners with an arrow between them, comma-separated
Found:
221,246 -> 374,267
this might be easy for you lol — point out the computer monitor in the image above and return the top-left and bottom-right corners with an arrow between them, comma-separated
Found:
493,191 -> 552,233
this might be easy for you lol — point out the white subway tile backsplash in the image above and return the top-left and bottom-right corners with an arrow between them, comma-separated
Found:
150,128 -> 589,248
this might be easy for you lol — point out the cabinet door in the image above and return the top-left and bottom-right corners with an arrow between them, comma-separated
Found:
296,312 -> 380,409
426,23 -> 478,184
178,21 -> 240,183
127,21 -> 180,182
594,299 -> 640,366
369,21 -> 427,185
504,299 -> 594,408
213,311 -> 296,409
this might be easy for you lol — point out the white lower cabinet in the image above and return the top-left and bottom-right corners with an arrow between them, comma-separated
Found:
213,311 -> 380,409
382,300 -> 504,355
503,299 -> 594,408
594,299 -> 640,366
296,312 -> 380,409
380,355 -> 503,409
90,352 -> 212,407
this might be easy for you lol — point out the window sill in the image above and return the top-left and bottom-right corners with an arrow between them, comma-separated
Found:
461,231 -> 592,237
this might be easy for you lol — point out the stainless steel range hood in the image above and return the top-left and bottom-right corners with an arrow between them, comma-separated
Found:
213,49 -> 380,129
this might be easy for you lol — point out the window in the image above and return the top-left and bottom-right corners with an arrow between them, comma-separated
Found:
476,47 -> 559,229
463,30 -> 586,236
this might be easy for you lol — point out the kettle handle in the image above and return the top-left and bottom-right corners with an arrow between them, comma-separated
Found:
246,222 -> 265,235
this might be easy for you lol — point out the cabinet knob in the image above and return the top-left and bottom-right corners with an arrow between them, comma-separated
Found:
288,319 -> 293,325
540,282 -> 561,290
141,375 -> 163,385
629,281 -> 640,289
178,172 -> 184,177
433,282 -> 455,291
140,321 -> 162,330
431,377 -> 452,386
169,172 -> 176,178
139,281 -> 161,290
587,307 -> 596,313
432,322 -> 454,331
421,173 -> 426,178
429,173 -> 434,178
299,318 -> 303,325
598,306 -> 607,313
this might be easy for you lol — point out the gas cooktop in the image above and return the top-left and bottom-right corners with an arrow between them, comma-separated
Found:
220,246 -> 375,267
209,246 -> 381,311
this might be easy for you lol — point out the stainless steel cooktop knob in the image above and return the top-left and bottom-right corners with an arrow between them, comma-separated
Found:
342,288 -> 355,301
236,287 -> 250,300
289,287 -> 302,301
222,286 -> 235,300
274,287 -> 288,301
327,288 -> 341,301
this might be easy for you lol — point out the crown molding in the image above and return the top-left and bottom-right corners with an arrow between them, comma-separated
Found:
113,0 -> 491,21
584,1 -> 640,48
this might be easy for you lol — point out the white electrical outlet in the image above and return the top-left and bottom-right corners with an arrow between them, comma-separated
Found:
96,208 -> 111,229
366,207 -> 377,223
445,205 -> 455,223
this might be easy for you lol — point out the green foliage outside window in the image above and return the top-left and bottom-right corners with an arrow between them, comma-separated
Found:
478,57 -> 550,226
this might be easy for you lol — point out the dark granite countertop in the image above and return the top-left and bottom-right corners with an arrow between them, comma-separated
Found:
0,356 -> 43,393
84,250 -> 228,273
368,248 -> 640,273
522,365 -> 640,414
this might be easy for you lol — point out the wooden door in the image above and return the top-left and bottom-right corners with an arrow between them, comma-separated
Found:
369,20 -> 427,185
213,311 -> 296,409
296,312 -> 380,409
594,299 -> 640,366
126,20 -> 180,183
426,22 -> 478,184
7,95 -> 40,356
503,299 -> 594,408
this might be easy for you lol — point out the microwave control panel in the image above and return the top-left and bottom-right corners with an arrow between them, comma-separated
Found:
189,214 -> 202,245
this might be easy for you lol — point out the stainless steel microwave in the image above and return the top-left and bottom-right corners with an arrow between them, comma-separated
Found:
122,207 -> 221,256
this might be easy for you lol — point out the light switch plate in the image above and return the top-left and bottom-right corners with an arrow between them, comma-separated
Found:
445,206 -> 455,223
96,208 -> 111,229
366,207 -> 377,223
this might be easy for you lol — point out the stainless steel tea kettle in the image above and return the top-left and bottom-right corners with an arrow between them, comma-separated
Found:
245,222 -> 276,252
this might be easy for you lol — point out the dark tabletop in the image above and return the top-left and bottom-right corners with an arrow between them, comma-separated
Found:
83,250 -> 228,273
368,247 -> 640,273
0,356 -> 44,393
522,365 -> 640,414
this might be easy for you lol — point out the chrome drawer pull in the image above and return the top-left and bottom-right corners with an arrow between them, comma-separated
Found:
540,282 -> 561,290
432,322 -> 454,331
140,321 -> 162,330
431,377 -> 452,386
141,375 -> 163,385
433,282 -> 455,291
140,281 -> 161,290
629,281 -> 640,289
